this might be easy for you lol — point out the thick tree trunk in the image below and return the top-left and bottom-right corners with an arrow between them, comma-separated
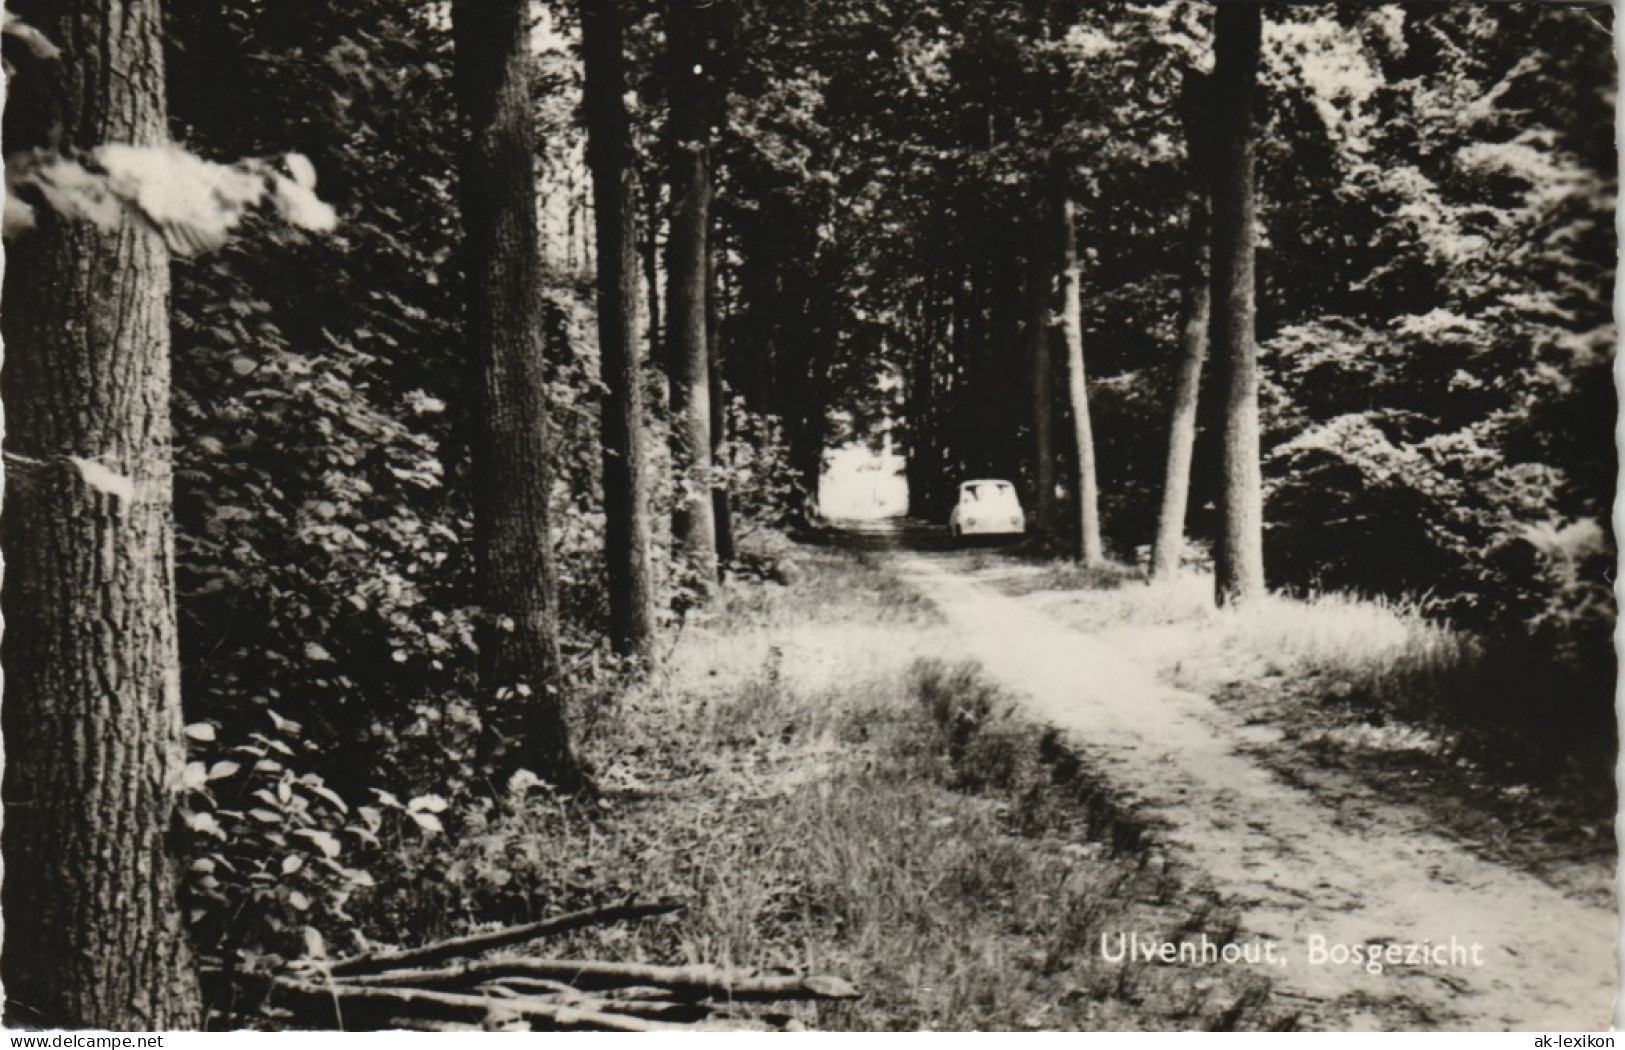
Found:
1209,3 -> 1266,605
1024,252 -> 1058,544
0,0 -> 202,1029
666,0 -> 719,592
1152,72 -> 1216,581
582,0 -> 657,656
452,0 -> 581,784
1057,196 -> 1104,566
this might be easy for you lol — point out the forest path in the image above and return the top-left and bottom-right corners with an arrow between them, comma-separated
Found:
884,545 -> 1615,1031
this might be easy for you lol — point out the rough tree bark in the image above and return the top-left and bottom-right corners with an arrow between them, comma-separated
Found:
451,0 -> 582,784
1057,195 -> 1104,566
1025,249 -> 1058,544
1208,3 -> 1266,605
666,0 -> 719,592
581,0 -> 657,656
0,0 -> 203,1028
1151,71 -> 1215,581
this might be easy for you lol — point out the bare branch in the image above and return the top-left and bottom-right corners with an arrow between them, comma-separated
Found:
341,956 -> 861,1002
330,898 -> 685,977
271,979 -> 699,1032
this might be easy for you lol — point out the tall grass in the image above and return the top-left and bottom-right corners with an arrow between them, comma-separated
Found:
1218,591 -> 1470,701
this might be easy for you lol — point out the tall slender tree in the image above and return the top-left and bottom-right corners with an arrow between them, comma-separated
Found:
1208,2 -> 1265,605
1057,193 -> 1104,566
1152,70 -> 1215,581
0,0 -> 203,1028
582,0 -> 657,656
707,240 -> 737,564
666,0 -> 720,592
451,0 -> 582,783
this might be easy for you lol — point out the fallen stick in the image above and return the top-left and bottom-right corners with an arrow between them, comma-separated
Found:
477,979 -> 722,1024
521,994 -> 714,1024
330,898 -> 683,977
271,978 -> 694,1032
341,957 -> 860,1002
476,976 -> 579,998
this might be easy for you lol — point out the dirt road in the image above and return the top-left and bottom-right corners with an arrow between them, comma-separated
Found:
890,548 -> 1616,1031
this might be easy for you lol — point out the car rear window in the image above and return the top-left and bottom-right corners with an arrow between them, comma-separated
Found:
963,482 -> 1015,502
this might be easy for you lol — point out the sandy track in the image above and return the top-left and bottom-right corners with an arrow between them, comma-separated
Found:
894,552 -> 1616,1031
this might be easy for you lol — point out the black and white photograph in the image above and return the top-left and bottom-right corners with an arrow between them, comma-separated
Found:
0,0 -> 1617,1034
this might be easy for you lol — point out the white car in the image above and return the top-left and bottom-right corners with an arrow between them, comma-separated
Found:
948,479 -> 1026,542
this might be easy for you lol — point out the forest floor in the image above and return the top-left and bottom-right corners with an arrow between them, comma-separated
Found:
442,522 -> 1614,1032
